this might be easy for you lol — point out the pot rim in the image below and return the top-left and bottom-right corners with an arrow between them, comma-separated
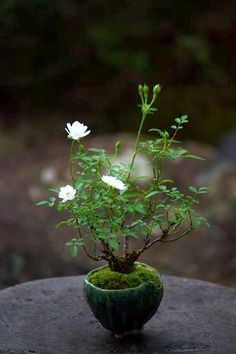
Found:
84,261 -> 163,293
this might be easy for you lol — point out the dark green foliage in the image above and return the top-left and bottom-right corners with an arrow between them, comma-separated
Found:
37,84 -> 209,271
89,264 -> 161,290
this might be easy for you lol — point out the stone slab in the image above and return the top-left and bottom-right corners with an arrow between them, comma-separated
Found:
0,275 -> 235,354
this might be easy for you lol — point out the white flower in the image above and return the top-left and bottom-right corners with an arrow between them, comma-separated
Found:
58,185 -> 76,203
65,121 -> 91,140
101,175 -> 126,191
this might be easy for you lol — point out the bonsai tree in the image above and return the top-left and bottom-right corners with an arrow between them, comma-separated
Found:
37,84 -> 208,274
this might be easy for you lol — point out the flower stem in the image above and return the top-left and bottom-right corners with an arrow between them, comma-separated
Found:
69,140 -> 76,184
124,107 -> 148,258
126,110 -> 147,182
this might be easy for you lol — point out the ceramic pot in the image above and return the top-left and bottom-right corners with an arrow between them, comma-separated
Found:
83,262 -> 163,335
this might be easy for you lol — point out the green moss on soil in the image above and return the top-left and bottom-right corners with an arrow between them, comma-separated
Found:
88,264 -> 161,290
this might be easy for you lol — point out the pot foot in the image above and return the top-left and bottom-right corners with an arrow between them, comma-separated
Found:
113,326 -> 144,338
113,333 -> 124,339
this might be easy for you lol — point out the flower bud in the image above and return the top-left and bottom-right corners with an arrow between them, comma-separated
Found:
115,141 -> 121,152
143,84 -> 149,96
153,84 -> 161,96
138,84 -> 143,96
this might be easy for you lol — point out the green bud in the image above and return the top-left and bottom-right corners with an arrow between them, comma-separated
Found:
79,144 -> 85,152
138,84 -> 143,96
153,84 -> 161,96
115,141 -> 121,151
143,84 -> 149,96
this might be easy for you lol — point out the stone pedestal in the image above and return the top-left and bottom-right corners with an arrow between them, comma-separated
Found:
0,275 -> 235,353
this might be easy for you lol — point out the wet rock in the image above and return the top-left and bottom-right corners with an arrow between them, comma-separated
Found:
0,275 -> 235,354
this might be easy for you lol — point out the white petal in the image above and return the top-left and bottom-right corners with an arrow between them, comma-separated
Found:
72,121 -> 82,129
80,125 -> 88,133
65,121 -> 91,140
81,130 -> 91,137
101,175 -> 126,191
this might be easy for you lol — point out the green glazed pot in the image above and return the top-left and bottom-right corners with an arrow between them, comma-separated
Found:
83,262 -> 163,335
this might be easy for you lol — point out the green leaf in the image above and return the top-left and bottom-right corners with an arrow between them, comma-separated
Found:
125,230 -> 140,238
127,204 -> 146,214
76,239 -> 85,246
109,239 -> 119,250
70,244 -> 78,258
127,220 -> 144,228
189,186 -> 197,193
48,188 -> 59,193
36,200 -> 49,206
57,203 -> 64,212
180,114 -> 188,122
88,148 -> 106,153
198,187 -> 209,194
66,238 -> 84,257
185,154 -> 205,160
192,216 -> 209,229
48,196 -> 56,207
133,204 -> 146,214
160,179 -> 174,184
145,191 -> 159,199
55,219 -> 74,229
159,185 -> 167,191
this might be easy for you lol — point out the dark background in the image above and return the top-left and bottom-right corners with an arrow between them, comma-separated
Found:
0,0 -> 235,289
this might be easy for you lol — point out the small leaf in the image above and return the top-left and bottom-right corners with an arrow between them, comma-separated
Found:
159,185 -> 167,191
88,148 -> 106,153
76,239 -> 85,246
145,191 -> 159,199
198,187 -> 209,194
70,244 -> 78,258
189,186 -> 197,193
48,188 -> 59,193
185,154 -> 205,160
36,201 -> 49,206
55,219 -> 74,229
133,204 -> 146,214
48,196 -> 56,207
160,179 -> 174,184
125,231 -> 140,238
57,203 -> 64,212
109,239 -> 119,250
180,115 -> 188,122
127,220 -> 144,228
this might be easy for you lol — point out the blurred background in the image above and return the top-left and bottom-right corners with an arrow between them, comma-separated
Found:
0,0 -> 235,289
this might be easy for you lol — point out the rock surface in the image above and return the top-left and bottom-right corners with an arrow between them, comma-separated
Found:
0,275 -> 235,354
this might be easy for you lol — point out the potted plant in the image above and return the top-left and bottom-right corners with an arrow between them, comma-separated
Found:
37,84 -> 208,337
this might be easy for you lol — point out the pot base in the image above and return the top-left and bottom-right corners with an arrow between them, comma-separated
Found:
113,326 -> 143,338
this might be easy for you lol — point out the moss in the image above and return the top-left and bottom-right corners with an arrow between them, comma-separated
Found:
88,264 -> 161,290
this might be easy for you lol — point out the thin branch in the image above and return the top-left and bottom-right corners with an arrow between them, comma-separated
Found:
69,140 -> 76,184
123,236 -> 129,258
126,105 -> 149,182
159,227 -> 193,242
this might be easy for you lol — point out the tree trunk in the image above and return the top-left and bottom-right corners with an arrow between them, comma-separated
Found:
107,251 -> 140,274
